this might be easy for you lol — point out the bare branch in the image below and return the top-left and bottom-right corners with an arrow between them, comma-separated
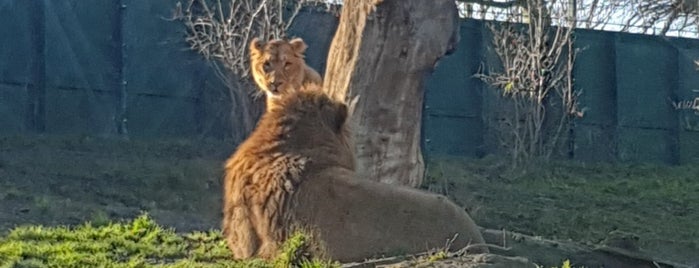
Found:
456,0 -> 525,9
460,0 -> 699,37
474,0 -> 581,167
173,0 -> 320,79
170,0 -> 323,141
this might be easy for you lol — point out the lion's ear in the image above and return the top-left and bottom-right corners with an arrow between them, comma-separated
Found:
325,102 -> 348,133
289,38 -> 308,56
250,38 -> 263,56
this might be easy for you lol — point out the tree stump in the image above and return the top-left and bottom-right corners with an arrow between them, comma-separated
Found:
323,0 -> 460,187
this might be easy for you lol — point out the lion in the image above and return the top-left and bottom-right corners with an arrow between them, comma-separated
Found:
249,37 -> 323,110
222,86 -> 488,262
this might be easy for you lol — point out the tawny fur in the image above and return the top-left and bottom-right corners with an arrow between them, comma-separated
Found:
223,86 -> 353,259
222,86 -> 488,261
249,38 -> 323,111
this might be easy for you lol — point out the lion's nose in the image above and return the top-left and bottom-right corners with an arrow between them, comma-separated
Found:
271,81 -> 282,92
269,82 -> 281,93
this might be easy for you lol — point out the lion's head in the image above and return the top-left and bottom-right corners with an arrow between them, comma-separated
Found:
249,38 -> 322,101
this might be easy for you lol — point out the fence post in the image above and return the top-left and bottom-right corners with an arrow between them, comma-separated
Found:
113,0 -> 128,137
669,44 -> 681,164
27,0 -> 46,133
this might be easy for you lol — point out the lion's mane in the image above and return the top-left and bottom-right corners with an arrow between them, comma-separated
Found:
222,87 -> 487,262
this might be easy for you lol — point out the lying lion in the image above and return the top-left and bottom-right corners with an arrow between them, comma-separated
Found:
249,37 -> 323,111
222,85 -> 488,262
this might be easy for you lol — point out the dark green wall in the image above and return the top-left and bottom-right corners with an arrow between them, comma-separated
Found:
0,1 -> 336,141
1,2 -> 698,164
423,20 -> 699,164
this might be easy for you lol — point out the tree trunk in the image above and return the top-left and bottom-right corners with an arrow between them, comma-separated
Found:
323,0 -> 460,187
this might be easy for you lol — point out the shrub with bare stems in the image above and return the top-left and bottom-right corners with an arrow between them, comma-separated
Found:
172,0 -> 321,141
475,0 -> 583,167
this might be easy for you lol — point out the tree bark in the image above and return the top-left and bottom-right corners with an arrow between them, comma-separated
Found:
323,0 -> 460,187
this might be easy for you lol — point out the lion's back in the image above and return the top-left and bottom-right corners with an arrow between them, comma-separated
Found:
221,89 -> 348,260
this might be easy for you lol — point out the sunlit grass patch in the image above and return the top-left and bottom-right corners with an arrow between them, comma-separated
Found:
0,214 -> 337,268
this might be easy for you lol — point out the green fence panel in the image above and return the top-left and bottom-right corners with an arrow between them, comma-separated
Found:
2,6 -> 699,164
0,85 -> 28,134
0,1 -> 32,84
615,33 -> 679,163
126,95 -> 199,138
573,124 -> 617,162
615,33 -> 678,129
287,9 -> 339,75
477,20 -> 508,156
42,0 -> 120,135
123,0 -> 205,99
572,29 -> 618,162
574,29 -> 617,126
122,0 -> 210,138
44,0 -> 118,91
673,38 -> 699,163
617,127 -> 677,164
0,1 -> 35,134
423,20 -> 484,157
44,89 -> 117,135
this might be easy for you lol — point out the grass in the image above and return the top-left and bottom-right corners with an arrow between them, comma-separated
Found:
0,134 -> 229,232
0,214 -> 338,268
2,135 -> 698,265
424,155 -> 699,264
543,260 -> 578,268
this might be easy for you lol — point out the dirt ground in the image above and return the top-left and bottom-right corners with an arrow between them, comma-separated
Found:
0,135 -> 697,266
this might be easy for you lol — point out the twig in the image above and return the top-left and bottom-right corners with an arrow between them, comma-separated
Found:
340,242 -> 509,268
170,0 -> 322,140
474,0 -> 580,166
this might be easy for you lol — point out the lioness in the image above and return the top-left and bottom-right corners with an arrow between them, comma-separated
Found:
222,85 -> 488,262
249,37 -> 323,110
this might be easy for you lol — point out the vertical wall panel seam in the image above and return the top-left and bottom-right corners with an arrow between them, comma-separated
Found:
611,32 -> 620,161
669,42 -> 681,164
27,0 -> 46,133
116,1 -> 128,136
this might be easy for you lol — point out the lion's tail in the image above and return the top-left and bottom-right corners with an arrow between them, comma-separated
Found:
223,205 -> 259,259
222,166 -> 260,259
